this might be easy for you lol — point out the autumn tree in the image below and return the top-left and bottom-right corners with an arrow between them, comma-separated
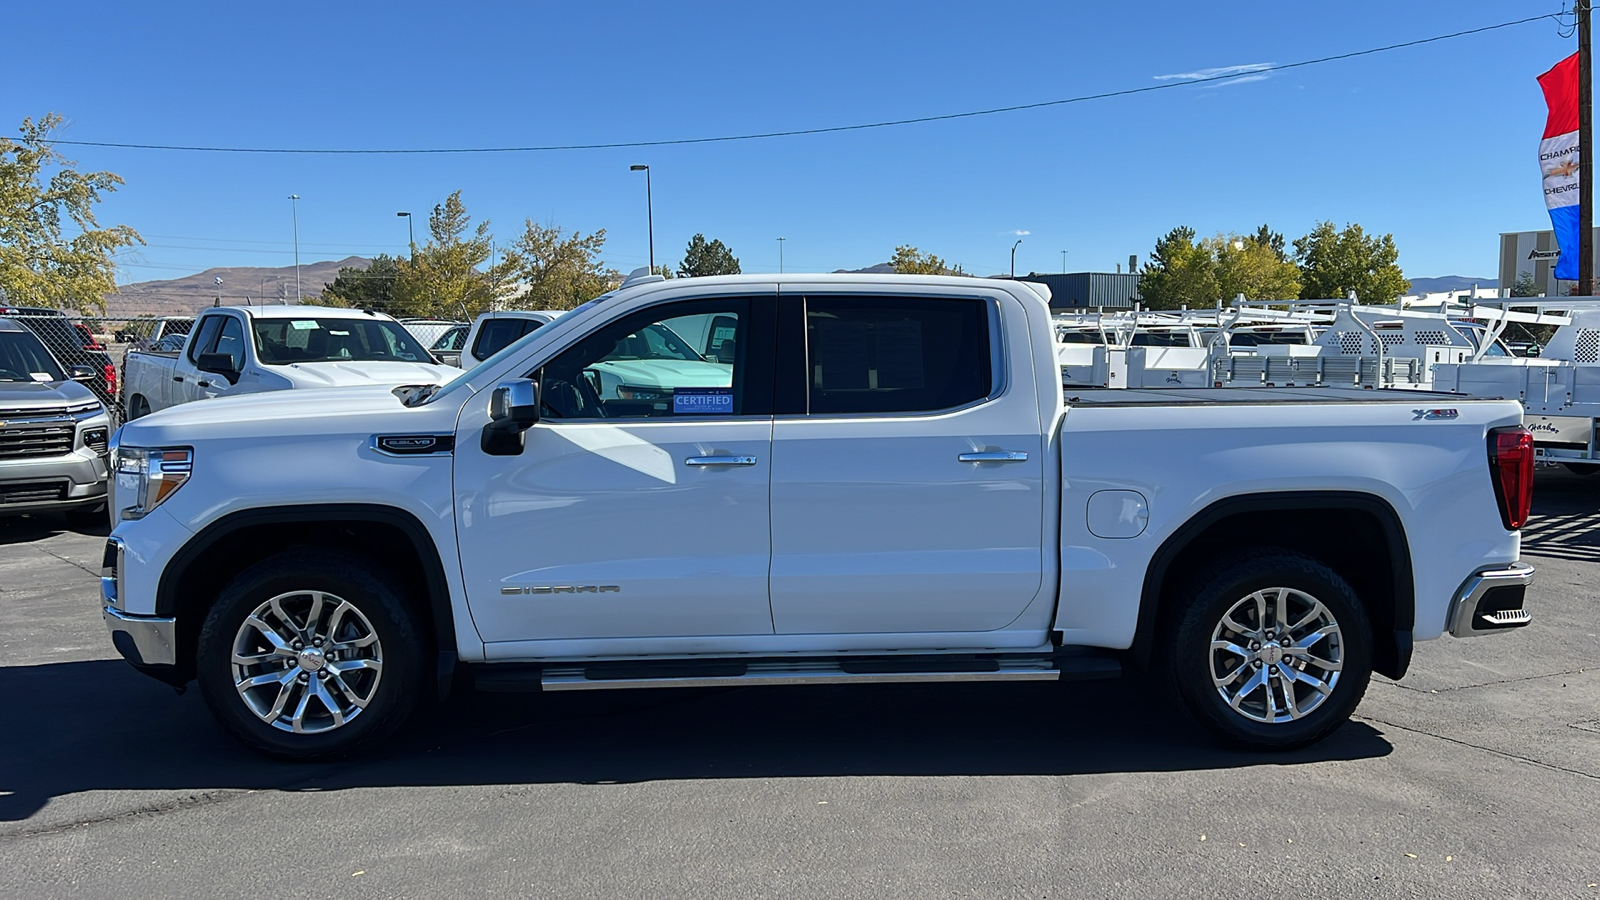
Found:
1211,232 -> 1301,302
505,220 -> 620,310
678,234 -> 740,277
0,113 -> 142,314
1293,221 -> 1409,303
890,245 -> 965,276
393,191 -> 515,318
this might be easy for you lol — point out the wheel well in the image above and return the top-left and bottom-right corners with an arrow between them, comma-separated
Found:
158,506 -> 455,684
1133,494 -> 1414,680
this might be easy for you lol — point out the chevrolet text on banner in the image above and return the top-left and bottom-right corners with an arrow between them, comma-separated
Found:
1539,52 -> 1582,282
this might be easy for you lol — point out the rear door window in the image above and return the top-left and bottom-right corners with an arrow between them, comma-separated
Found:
473,318 -> 544,361
801,296 -> 991,415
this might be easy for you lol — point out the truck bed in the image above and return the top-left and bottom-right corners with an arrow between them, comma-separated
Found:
1064,386 -> 1477,406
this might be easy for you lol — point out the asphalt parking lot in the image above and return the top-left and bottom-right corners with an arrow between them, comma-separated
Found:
1,473 -> 1597,899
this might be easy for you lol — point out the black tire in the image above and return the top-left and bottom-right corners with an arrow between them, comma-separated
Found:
1160,550 -> 1372,751
65,503 -> 108,530
195,549 -> 424,760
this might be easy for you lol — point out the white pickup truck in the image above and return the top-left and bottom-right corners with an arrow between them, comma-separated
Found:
101,274 -> 1536,759
121,305 -> 453,419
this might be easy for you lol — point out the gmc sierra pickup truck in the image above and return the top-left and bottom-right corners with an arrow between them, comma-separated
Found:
101,274 -> 1536,759
122,305 -> 452,419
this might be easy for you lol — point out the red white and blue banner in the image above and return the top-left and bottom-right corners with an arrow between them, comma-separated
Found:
1539,52 -> 1582,281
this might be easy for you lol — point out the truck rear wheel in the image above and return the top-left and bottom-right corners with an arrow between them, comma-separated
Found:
195,549 -> 423,759
1161,551 -> 1372,751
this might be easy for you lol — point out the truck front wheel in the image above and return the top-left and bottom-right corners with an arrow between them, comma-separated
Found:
195,550 -> 424,759
1162,551 -> 1372,751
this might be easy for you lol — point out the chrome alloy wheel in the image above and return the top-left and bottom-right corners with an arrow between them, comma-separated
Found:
1209,587 -> 1343,724
230,590 -> 384,734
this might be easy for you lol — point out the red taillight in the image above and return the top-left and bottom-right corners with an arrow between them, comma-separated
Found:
103,363 -> 117,396
1488,426 -> 1534,530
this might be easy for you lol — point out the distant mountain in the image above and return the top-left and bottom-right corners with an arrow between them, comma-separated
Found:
833,262 -> 896,274
1407,275 -> 1497,295
105,257 -> 371,316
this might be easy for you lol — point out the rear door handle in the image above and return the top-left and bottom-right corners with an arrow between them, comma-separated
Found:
172,376 -> 183,383
958,451 -> 1029,462
686,456 -> 758,467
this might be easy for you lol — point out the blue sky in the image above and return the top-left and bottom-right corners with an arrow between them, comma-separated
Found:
0,0 -> 1581,286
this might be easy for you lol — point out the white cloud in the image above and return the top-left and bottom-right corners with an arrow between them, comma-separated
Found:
1003,229 -> 1031,236
1153,63 -> 1274,83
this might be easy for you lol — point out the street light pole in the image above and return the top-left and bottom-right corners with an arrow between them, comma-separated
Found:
630,165 -> 653,272
1061,250 -> 1067,274
1580,0 -> 1594,294
288,194 -> 302,304
777,237 -> 786,274
397,211 -> 414,258
1011,238 -> 1023,279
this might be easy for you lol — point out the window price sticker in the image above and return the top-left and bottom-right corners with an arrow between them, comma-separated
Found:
672,387 -> 734,415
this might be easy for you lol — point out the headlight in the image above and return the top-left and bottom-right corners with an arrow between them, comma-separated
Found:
113,447 -> 193,521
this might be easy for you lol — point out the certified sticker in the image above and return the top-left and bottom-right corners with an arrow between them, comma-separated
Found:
672,387 -> 734,415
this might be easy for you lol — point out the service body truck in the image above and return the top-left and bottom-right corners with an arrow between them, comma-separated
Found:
102,275 -> 1536,758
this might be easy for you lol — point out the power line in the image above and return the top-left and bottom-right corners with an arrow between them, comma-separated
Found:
44,12 -> 1565,157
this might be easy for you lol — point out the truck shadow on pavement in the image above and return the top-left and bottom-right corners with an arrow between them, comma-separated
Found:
0,512 -> 109,546
1524,468 -> 1600,563
0,659 -> 1391,823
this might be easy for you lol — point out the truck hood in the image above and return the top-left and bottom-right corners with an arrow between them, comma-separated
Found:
270,360 -> 455,388
119,384 -> 463,445
0,378 -> 101,410
592,359 -> 732,386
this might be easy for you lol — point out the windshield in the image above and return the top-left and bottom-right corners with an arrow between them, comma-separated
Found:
0,330 -> 67,382
599,323 -> 704,362
251,317 -> 433,365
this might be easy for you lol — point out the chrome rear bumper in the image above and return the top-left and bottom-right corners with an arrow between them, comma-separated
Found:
1448,563 -> 1535,638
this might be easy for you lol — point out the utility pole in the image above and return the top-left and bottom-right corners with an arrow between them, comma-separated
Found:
1061,250 -> 1067,274
777,236 -> 786,274
630,165 -> 653,272
1581,0 -> 1594,295
289,194 -> 302,304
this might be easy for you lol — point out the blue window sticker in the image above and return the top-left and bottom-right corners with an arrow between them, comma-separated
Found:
673,387 -> 734,415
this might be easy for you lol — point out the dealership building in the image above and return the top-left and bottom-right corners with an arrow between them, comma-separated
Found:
1499,228 -> 1600,296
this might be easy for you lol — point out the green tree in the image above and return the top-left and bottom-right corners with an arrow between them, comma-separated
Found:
1510,271 -> 1541,298
1251,224 -> 1287,262
320,254 -> 407,311
650,264 -> 676,279
393,191 -> 514,318
0,113 -> 142,314
1293,221 -> 1409,303
1209,232 -> 1301,302
505,220 -> 620,310
1138,227 -> 1217,310
890,245 -> 965,276
678,234 -> 741,277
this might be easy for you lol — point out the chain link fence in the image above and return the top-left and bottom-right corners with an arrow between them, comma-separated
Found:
0,307 -> 197,427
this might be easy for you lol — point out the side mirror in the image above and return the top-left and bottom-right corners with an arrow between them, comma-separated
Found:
69,365 -> 97,382
196,352 -> 241,384
482,379 -> 540,456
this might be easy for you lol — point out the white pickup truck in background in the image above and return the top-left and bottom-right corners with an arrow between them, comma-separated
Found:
121,305 -> 455,418
101,274 -> 1536,760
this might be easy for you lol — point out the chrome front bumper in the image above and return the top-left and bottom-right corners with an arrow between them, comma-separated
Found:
1448,563 -> 1535,638
103,606 -> 177,666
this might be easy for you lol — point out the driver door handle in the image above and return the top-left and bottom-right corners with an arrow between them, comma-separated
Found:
172,376 -> 183,383
958,451 -> 1029,462
686,456 -> 758,467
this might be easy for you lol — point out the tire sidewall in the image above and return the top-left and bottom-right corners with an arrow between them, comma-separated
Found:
1168,553 -> 1373,750
195,550 -> 423,759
